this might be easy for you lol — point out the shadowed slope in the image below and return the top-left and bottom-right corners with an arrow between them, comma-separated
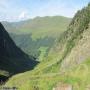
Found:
0,23 -> 39,77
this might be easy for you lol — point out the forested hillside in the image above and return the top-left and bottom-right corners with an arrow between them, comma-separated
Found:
2,16 -> 71,58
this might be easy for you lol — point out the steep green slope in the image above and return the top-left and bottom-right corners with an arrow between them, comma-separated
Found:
0,23 -> 38,80
6,58 -> 90,90
2,16 -> 71,58
39,3 -> 90,73
57,3 -> 90,71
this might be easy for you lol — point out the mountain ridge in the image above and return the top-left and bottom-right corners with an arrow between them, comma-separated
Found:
2,16 -> 71,58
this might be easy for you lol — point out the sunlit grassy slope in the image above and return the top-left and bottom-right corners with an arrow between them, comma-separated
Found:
3,16 -> 71,39
5,57 -> 90,90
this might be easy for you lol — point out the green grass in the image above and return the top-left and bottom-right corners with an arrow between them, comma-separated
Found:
0,70 -> 9,76
5,57 -> 90,90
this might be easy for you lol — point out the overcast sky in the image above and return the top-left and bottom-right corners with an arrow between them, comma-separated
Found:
0,0 -> 90,22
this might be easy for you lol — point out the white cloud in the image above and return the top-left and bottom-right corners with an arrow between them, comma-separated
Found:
18,11 -> 30,20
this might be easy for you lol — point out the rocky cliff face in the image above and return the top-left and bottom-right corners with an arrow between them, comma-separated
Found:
54,3 -> 90,70
48,3 -> 90,71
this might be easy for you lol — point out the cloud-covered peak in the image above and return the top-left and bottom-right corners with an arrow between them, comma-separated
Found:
18,11 -> 30,20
